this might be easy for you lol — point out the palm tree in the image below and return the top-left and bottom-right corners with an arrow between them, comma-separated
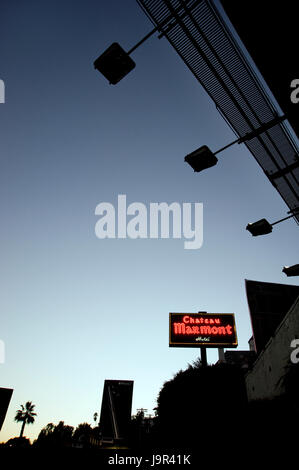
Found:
14,401 -> 37,438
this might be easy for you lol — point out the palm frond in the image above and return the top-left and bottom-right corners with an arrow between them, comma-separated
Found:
15,401 -> 37,425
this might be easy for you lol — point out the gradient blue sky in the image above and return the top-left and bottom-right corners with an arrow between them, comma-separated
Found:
1,0 -> 298,442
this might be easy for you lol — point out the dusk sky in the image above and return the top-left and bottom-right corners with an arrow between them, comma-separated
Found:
1,0 -> 298,442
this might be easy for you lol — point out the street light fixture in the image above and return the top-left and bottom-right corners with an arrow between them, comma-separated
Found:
246,218 -> 273,236
246,207 -> 299,236
282,264 -> 299,277
185,115 -> 287,172
184,145 -> 218,172
93,42 -> 136,85
94,0 -> 203,84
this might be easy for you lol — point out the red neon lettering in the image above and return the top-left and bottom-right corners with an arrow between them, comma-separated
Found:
174,323 -> 185,334
183,316 -> 190,324
192,317 -> 222,325
200,326 -> 211,334
173,322 -> 233,336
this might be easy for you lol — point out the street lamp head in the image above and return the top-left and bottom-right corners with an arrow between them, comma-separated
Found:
282,264 -> 299,277
94,42 -> 136,85
184,145 -> 218,172
246,218 -> 273,236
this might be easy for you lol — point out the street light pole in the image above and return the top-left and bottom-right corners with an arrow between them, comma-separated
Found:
185,114 -> 288,172
271,212 -> 299,226
246,207 -> 299,236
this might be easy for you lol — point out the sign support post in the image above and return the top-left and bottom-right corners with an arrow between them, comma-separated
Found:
199,311 -> 208,367
200,347 -> 207,367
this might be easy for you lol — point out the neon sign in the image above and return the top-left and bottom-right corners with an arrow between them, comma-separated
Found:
169,313 -> 238,348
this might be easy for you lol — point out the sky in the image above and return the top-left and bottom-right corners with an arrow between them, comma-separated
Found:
0,0 -> 298,443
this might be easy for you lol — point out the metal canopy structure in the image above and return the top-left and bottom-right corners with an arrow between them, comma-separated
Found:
136,0 -> 299,223
220,0 -> 299,139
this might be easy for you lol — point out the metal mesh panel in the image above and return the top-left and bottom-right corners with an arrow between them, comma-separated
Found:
137,0 -> 299,222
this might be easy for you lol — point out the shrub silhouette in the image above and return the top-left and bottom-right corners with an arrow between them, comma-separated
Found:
155,362 -> 247,448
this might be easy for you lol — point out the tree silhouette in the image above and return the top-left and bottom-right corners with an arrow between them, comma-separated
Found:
35,421 -> 73,448
4,437 -> 31,448
35,421 -> 100,448
73,422 -> 93,447
14,401 -> 37,438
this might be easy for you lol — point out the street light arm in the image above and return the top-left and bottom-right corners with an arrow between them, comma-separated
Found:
213,137 -> 240,155
127,26 -> 159,55
246,208 -> 299,236
271,208 -> 299,226
214,115 -> 287,157
128,0 -> 203,55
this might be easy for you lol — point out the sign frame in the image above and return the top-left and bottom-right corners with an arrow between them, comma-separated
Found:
99,379 -> 133,442
169,312 -> 238,348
